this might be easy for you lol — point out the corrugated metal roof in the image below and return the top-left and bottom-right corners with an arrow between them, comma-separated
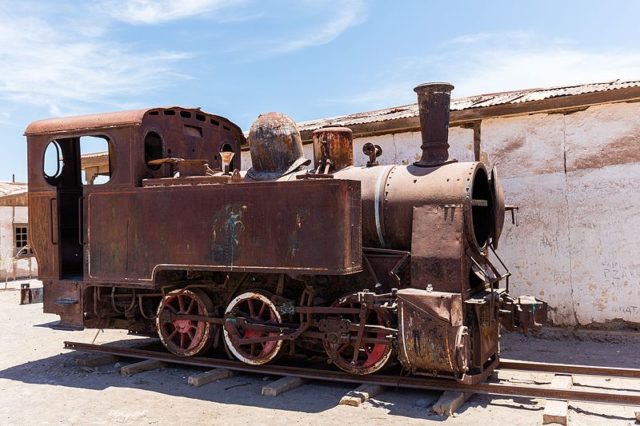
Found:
0,182 -> 27,198
298,79 -> 640,132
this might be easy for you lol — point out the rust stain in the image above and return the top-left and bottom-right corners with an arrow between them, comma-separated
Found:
489,135 -> 526,166
487,135 -> 560,176
569,134 -> 640,171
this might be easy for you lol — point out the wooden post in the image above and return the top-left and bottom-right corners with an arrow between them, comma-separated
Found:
473,121 -> 482,162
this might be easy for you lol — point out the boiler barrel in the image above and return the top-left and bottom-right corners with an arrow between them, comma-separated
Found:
333,161 -> 492,251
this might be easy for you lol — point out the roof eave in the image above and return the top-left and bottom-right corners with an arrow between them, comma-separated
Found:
299,85 -> 640,142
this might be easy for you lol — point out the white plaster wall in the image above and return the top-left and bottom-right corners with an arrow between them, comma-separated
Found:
240,126 -> 474,170
0,206 -> 37,280
481,102 -> 640,326
493,173 -> 575,324
480,113 -> 566,177
350,127 -> 474,166
565,164 -> 640,324
561,102 -> 640,324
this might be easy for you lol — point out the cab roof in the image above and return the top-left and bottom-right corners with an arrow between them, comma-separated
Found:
24,107 -> 242,137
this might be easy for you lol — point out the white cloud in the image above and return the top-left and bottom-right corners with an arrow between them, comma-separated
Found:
0,0 -> 369,119
445,31 -> 531,47
98,0 -> 246,25
0,8 -> 189,116
334,33 -> 640,109
274,0 -> 366,53
450,47 -> 640,97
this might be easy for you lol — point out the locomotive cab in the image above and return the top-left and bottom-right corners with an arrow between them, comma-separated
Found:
25,108 -> 245,327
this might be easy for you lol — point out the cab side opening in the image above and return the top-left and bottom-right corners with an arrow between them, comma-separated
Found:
43,135 -> 111,279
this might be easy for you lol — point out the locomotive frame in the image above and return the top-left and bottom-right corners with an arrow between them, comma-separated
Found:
25,83 -> 546,384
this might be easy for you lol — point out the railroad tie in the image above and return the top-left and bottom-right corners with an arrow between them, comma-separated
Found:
75,354 -> 120,367
188,368 -> 236,387
261,376 -> 306,397
542,374 -> 573,425
432,391 -> 473,416
120,359 -> 165,376
339,384 -> 385,407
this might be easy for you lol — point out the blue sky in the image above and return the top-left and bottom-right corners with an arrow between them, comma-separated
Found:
2,0 -> 640,181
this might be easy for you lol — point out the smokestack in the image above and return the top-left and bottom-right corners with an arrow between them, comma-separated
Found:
413,82 -> 455,167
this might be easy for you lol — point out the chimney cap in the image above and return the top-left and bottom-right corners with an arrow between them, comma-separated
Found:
413,82 -> 454,94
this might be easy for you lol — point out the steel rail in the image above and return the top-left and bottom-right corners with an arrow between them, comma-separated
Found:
499,358 -> 640,379
64,341 -> 640,406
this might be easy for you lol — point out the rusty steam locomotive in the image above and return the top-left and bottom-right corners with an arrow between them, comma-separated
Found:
26,82 -> 545,383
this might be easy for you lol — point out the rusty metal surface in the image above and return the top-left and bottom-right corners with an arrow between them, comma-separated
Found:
25,107 -> 244,139
334,162 -> 490,252
413,83 -> 455,167
410,205 -> 465,293
247,112 -> 309,180
175,159 -> 210,177
499,295 -> 547,333
490,166 -> 506,248
86,179 -> 362,282
397,288 -> 469,378
312,127 -> 353,172
27,107 -> 244,189
321,292 -> 395,375
42,280 -> 83,329
466,292 -> 500,372
25,81 -> 548,384
402,289 -> 463,326
26,107 -> 246,284
24,109 -> 150,136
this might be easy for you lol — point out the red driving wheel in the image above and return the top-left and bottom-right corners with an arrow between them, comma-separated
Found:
156,289 -> 214,357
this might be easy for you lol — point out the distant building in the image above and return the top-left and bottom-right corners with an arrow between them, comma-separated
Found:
0,182 -> 36,280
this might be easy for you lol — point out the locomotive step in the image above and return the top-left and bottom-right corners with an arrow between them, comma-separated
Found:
54,298 -> 78,305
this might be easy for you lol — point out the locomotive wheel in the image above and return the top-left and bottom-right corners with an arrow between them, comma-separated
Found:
156,289 -> 215,357
223,292 -> 283,365
323,299 -> 393,375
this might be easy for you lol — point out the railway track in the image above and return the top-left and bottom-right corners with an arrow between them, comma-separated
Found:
64,340 -> 640,407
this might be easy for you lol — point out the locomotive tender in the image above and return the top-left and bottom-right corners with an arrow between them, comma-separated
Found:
26,83 -> 545,383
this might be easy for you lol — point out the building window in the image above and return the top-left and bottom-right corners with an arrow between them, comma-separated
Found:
14,225 -> 32,257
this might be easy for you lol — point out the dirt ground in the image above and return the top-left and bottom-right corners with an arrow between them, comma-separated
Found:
1,280 -> 639,426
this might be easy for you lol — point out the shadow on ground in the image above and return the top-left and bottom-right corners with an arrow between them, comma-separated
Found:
0,336 -> 459,421
3,328 -> 637,421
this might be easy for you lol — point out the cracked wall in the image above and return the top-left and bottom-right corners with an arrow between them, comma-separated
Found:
480,102 -> 640,326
